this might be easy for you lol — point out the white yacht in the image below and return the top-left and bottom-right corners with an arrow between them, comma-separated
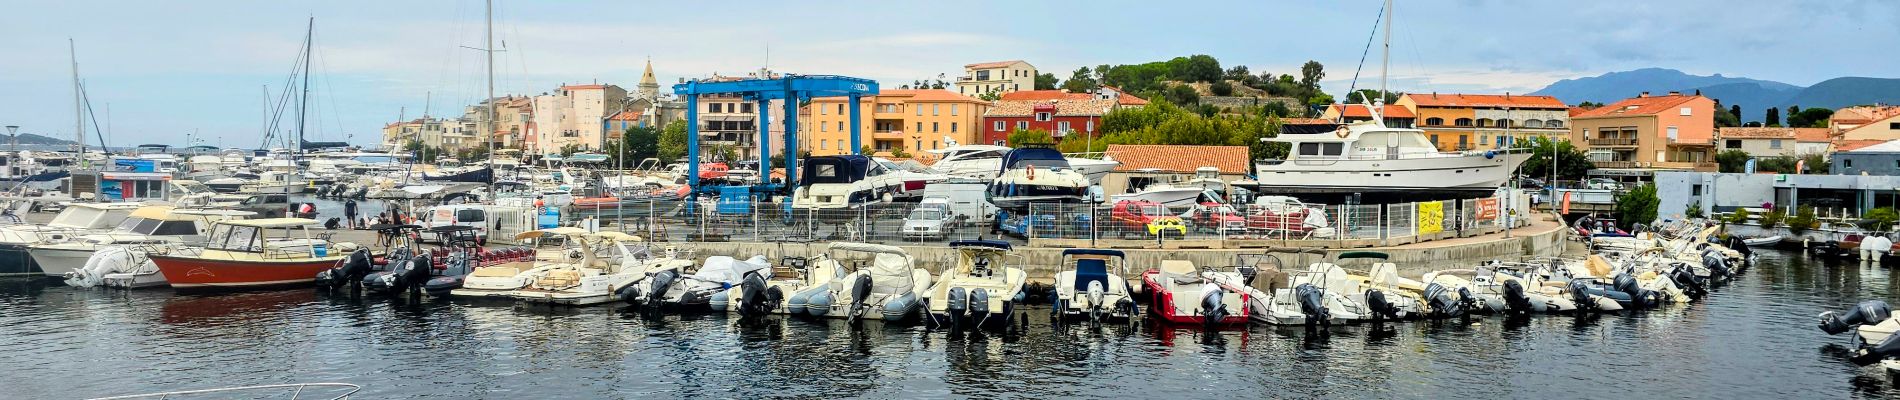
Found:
987,147 -> 1091,210
0,202 -> 144,276
926,144 -> 1011,180
1251,115 -> 1528,193
44,208 -> 253,287
1062,153 -> 1120,184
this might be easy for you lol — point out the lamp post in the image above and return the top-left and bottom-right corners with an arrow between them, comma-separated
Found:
5,125 -> 17,153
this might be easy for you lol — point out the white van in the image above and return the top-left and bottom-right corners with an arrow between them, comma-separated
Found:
916,178 -> 996,225
420,204 -> 490,244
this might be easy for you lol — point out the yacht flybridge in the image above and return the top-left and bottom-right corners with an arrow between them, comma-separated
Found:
1249,118 -> 1529,194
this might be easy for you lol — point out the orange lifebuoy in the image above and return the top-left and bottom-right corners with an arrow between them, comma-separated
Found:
1335,126 -> 1351,139
1027,164 -> 1036,180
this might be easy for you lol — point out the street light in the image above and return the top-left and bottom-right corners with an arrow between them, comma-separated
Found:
5,125 -> 17,153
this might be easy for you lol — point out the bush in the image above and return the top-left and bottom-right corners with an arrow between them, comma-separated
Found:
1865,207 -> 1900,231
1685,203 -> 1705,219
1210,81 -> 1234,96
1613,183 -> 1659,231
1787,206 -> 1818,234
1759,209 -> 1784,229
1724,208 -> 1752,224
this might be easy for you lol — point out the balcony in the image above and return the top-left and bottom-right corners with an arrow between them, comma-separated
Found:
1593,160 -> 1640,169
871,130 -> 908,140
1586,137 -> 1638,147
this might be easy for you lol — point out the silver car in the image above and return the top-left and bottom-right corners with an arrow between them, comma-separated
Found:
902,206 -> 953,239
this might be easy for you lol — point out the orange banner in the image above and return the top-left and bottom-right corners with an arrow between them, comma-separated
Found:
1477,198 -> 1500,220
1560,192 -> 1572,214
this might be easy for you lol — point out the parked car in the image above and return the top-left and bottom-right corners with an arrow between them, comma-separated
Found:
419,204 -> 490,244
235,194 -> 317,219
1186,202 -> 1248,234
901,204 -> 955,239
1109,200 -> 1186,238
1246,196 -> 1336,239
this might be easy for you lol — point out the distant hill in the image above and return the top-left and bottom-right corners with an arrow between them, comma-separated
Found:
1531,68 -> 1900,122
1779,77 -> 1900,110
0,133 -> 80,146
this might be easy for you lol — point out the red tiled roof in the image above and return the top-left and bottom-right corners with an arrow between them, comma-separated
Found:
608,110 -> 643,121
983,99 -> 1115,117
560,84 -> 608,90
882,89 -> 984,102
965,60 -> 1025,69
1106,145 -> 1250,174
1568,106 -> 1591,117
1831,105 -> 1900,124
1717,127 -> 1830,141
1000,90 -> 1089,101
1842,113 -> 1900,136
1328,103 -> 1415,118
1835,139 -> 1890,152
1572,94 -> 1702,118
1403,93 -> 1567,109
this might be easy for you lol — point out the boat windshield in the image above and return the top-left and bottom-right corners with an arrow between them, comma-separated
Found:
115,217 -> 152,232
49,207 -> 107,228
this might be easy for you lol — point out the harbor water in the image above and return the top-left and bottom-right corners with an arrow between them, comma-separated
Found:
2,250 -> 1897,399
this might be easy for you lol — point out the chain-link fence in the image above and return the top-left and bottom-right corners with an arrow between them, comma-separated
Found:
541,195 -> 1517,247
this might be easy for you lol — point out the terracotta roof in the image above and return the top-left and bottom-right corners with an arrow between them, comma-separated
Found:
1841,113 -> 1900,136
1716,127 -> 1830,141
1105,145 -> 1250,174
810,89 -> 984,103
1572,94 -> 1703,118
1280,117 -> 1335,125
1834,139 -> 1889,152
608,110 -> 643,121
1000,90 -> 1089,101
1402,93 -> 1567,109
1568,106 -> 1592,117
965,60 -> 1026,69
1328,103 -> 1415,118
984,99 -> 1116,117
1831,105 -> 1900,124
560,84 -> 608,90
1842,140 -> 1900,153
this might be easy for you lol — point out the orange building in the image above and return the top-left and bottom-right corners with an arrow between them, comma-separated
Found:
1394,93 -> 1569,151
802,89 -> 989,156
1568,91 -> 1717,171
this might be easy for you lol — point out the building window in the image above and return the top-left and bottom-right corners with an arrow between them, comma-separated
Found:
837,122 -> 844,132
1891,122 -> 1900,130
916,105 -> 922,116
1680,107 -> 1692,116
1430,134 -> 1440,145
1426,117 -> 1444,126
1497,119 -> 1512,129
1524,119 -> 1543,128
993,121 -> 1004,132
1769,139 -> 1783,149
932,122 -> 940,133
820,139 -> 827,150
916,122 -> 922,132
1845,159 -> 1853,168
932,140 -> 939,149
951,104 -> 959,116
932,104 -> 940,116
820,123 -> 827,132
951,122 -> 958,133
1058,121 -> 1070,132
1036,112 -> 1052,122
741,103 -> 753,114
1455,118 -> 1473,127
1726,139 -> 1742,149
1017,121 -> 1028,130
1667,126 -> 1679,141
1548,120 -> 1563,128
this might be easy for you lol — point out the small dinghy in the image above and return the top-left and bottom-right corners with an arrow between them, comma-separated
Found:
1741,236 -> 1781,247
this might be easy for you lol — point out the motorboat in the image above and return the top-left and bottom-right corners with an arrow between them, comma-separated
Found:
42,207 -> 252,283
422,227 -> 536,297
793,242 -> 933,323
1107,180 -> 1207,209
1261,251 -> 1375,325
1062,152 -> 1120,184
450,227 -> 591,298
1247,109 -> 1528,194
0,202 -> 144,276
628,252 -> 760,311
1819,300 -> 1900,365
205,176 -> 254,193
1741,235 -> 1782,247
987,146 -> 1090,210
925,240 -> 1028,331
715,256 -> 842,316
926,144 -> 1010,180
146,218 -> 359,289
1329,251 -> 1429,322
512,232 -> 682,306
1051,248 -> 1139,323
1141,260 -> 1249,328
791,155 -> 908,209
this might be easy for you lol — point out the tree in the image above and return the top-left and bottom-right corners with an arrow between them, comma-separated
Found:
1006,129 -> 1053,147
1787,206 -> 1818,234
1765,107 -> 1780,126
1864,207 -> 1899,231
1788,107 -> 1834,128
1165,55 -> 1222,83
1165,84 -> 1200,106
1516,137 -> 1593,181
656,120 -> 688,162
1801,153 -> 1829,174
602,125 -> 661,166
1261,101 -> 1293,118
1614,183 -> 1660,230
1210,81 -> 1234,96
976,90 -> 1002,102
1035,73 -> 1059,90
1714,105 -> 1741,128
861,145 -> 874,155
1715,149 -> 1752,173
1756,156 -> 1798,173
1061,67 -> 1099,93
1577,101 -> 1603,108
1729,105 -> 1742,121
1345,89 -> 1401,105
1225,65 -> 1251,82
1298,61 -> 1325,98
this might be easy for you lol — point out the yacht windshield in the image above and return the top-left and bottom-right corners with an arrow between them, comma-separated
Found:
115,217 -> 150,232
50,207 -> 106,228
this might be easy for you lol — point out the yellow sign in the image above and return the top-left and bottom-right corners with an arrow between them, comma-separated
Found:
1418,201 -> 1444,234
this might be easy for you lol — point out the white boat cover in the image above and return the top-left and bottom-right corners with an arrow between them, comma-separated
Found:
827,242 -> 907,256
690,255 -> 770,284
66,246 -> 143,288
868,252 -> 915,295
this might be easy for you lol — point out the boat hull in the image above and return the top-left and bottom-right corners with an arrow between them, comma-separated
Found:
0,242 -> 42,276
1250,152 -> 1526,193
148,254 -> 344,288
28,247 -> 94,277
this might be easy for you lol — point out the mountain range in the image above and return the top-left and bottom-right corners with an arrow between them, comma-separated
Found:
0,133 -> 80,146
1530,68 -> 1900,122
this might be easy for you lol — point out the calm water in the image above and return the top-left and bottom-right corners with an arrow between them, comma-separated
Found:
3,250 -> 1899,399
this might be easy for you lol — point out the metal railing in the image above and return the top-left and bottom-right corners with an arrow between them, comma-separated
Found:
1586,137 -> 1639,147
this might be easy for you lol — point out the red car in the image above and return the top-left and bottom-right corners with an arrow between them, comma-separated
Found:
1245,196 -> 1337,239
1187,202 -> 1247,234
1109,200 -> 1188,237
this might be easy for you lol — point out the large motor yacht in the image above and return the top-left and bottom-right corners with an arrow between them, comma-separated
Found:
1248,113 -> 1529,194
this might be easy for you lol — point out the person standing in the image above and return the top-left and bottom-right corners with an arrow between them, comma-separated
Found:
344,199 -> 359,229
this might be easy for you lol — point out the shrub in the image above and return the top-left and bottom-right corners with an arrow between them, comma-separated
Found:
1760,209 -> 1784,229
1724,208 -> 1752,224
1613,183 -> 1659,230
1210,81 -> 1234,96
1865,207 -> 1900,231
1787,206 -> 1818,234
1685,203 -> 1705,219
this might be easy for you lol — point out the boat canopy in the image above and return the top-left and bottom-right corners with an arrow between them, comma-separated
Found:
170,209 -> 258,218
223,218 -> 320,228
129,206 -> 179,220
1338,251 -> 1390,260
801,155 -> 871,185
950,239 -> 1012,251
826,241 -> 908,256
1061,248 -> 1126,258
998,147 -> 1070,171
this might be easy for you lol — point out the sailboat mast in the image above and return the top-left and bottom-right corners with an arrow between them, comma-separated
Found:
296,17 -> 313,156
1378,0 -> 1392,114
485,0 -> 497,194
70,38 -> 85,155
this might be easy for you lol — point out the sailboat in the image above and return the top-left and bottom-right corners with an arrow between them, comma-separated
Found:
1245,0 -> 1528,195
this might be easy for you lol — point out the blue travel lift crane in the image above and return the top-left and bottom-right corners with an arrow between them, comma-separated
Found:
672,75 -> 879,218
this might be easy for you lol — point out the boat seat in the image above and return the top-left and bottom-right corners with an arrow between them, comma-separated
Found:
1159,260 -> 1200,285
538,269 -> 582,288
471,265 -> 521,278
1074,258 -> 1111,292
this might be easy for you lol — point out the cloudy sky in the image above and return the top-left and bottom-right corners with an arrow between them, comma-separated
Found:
2,0 -> 1895,146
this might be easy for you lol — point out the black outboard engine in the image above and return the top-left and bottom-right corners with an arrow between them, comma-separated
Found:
616,283 -> 643,305
945,287 -> 968,329
1568,280 -> 1597,311
393,255 -> 433,293
848,274 -> 874,323
1500,280 -> 1534,314
970,289 -> 992,328
1200,286 -> 1227,328
1364,289 -> 1398,321
644,269 -> 679,308
1821,300 -> 1893,335
1612,273 -> 1658,309
316,248 -> 374,289
1853,333 -> 1900,366
1456,287 -> 1480,313
1424,282 -> 1464,318
1702,251 -> 1731,281
738,271 -> 772,316
1669,264 -> 1705,298
1293,284 -> 1329,324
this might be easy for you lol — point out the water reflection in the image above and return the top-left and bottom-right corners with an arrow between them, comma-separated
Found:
3,249 -> 1900,398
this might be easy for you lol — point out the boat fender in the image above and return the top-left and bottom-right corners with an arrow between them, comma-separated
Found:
1425,282 -> 1463,318
1200,285 -> 1227,327
1294,283 -> 1329,323
1821,300 -> 1893,335
739,271 -> 770,316
1501,280 -> 1533,314
1364,289 -> 1395,321
1484,150 -> 1497,159
1855,330 -> 1900,366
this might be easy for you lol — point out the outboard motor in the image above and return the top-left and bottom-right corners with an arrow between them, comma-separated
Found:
1669,264 -> 1706,298
1612,273 -> 1657,309
1456,287 -> 1480,313
1363,289 -> 1397,321
970,289 -> 992,328
316,248 -> 374,289
1293,283 -> 1329,324
1702,251 -> 1731,281
945,287 -> 968,329
1568,280 -> 1597,311
848,274 -> 874,323
1500,280 -> 1534,314
738,271 -> 772,316
395,255 -> 433,293
1200,283 -> 1227,328
1853,332 -> 1900,366
1085,280 -> 1107,320
1424,282 -> 1463,318
645,269 -> 679,308
1820,300 -> 1893,335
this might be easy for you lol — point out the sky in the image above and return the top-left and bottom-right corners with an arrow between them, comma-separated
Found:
2,0 -> 1896,147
